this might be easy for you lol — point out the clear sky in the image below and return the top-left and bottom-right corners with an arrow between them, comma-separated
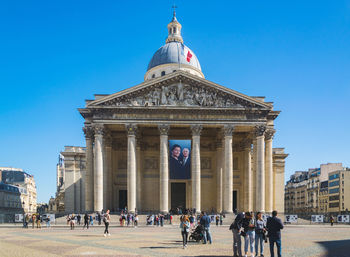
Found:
0,1 -> 349,203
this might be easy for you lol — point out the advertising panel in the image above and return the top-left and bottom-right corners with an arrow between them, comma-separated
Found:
169,140 -> 191,179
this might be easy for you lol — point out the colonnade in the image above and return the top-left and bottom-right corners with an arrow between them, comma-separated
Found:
83,123 -> 275,214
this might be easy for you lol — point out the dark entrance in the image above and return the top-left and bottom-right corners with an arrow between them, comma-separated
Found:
171,183 -> 186,211
119,190 -> 127,210
233,190 -> 237,212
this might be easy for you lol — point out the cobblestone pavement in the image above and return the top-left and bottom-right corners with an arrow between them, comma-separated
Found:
0,224 -> 349,256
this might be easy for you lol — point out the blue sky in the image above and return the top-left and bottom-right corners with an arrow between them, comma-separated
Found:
0,1 -> 349,202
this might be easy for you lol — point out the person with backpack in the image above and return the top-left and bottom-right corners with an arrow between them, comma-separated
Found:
200,211 -> 212,244
103,210 -> 111,237
230,212 -> 244,257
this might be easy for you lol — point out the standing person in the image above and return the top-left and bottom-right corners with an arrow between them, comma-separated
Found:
77,214 -> 81,225
25,214 -> 30,228
200,211 -> 212,244
255,212 -> 266,257
103,210 -> 111,237
36,213 -> 41,229
330,215 -> 334,226
170,214 -> 173,225
134,214 -> 139,227
242,212 -> 256,257
215,215 -> 219,226
220,214 -> 224,226
230,212 -> 244,257
89,214 -> 93,226
70,214 -> 75,230
32,214 -> 36,229
98,213 -> 101,225
266,210 -> 284,257
189,214 -> 194,228
179,215 -> 190,249
83,213 -> 89,229
46,216 -> 51,228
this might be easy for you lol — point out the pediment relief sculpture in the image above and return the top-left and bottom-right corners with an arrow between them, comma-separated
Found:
97,81 -> 264,109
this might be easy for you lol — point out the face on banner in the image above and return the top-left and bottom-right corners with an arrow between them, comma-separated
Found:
169,140 -> 191,179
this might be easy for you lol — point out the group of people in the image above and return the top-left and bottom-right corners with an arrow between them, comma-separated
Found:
23,213 -> 50,228
230,210 -> 284,257
179,211 -> 213,249
119,212 -> 139,227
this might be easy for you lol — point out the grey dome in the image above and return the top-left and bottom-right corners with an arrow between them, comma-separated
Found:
147,42 -> 201,71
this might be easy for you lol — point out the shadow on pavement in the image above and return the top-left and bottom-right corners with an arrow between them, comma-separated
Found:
317,239 -> 350,257
140,246 -> 179,249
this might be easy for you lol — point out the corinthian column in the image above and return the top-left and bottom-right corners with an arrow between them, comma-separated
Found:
159,124 -> 170,213
216,135 -> 224,213
93,124 -> 104,212
191,125 -> 202,213
243,138 -> 252,211
265,129 -> 275,213
83,125 -> 94,212
255,125 -> 266,212
103,130 -> 112,210
126,124 -> 137,213
223,125 -> 234,213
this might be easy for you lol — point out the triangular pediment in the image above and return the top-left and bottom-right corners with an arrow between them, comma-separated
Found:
87,71 -> 271,109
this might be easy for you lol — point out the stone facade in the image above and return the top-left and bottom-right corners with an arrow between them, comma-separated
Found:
78,71 -> 288,214
54,146 -> 86,214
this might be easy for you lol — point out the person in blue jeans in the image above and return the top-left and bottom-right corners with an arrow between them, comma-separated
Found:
266,210 -> 284,257
255,212 -> 266,257
242,212 -> 256,257
200,211 -> 212,244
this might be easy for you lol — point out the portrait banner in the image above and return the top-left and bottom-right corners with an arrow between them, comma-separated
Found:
169,140 -> 191,179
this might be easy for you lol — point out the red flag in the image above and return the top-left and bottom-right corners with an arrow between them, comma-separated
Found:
186,51 -> 192,62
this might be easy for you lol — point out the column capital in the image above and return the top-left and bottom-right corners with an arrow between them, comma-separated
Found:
223,124 -> 234,137
191,124 -> 203,136
125,124 -> 138,136
265,129 -> 275,140
83,126 -> 94,139
158,124 -> 170,135
93,124 -> 105,136
254,125 -> 266,137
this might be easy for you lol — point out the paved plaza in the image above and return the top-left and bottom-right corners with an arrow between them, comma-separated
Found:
0,224 -> 349,257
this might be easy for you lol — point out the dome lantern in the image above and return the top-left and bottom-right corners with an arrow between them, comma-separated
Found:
166,7 -> 183,44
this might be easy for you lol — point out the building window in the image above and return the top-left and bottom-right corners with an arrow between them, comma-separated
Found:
173,70 -> 176,72
329,188 -> 339,194
152,74 -> 155,78
173,27 -> 177,33
161,71 -> 166,76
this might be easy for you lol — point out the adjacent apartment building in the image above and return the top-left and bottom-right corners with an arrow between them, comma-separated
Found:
0,167 -> 37,213
285,163 -> 349,214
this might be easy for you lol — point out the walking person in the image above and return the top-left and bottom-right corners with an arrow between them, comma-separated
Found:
215,215 -> 219,226
266,210 -> 284,257
230,212 -> 244,257
25,214 -> 30,228
83,213 -> 89,229
77,214 -> 81,225
200,211 -> 212,244
330,215 -> 334,226
255,212 -> 266,257
179,215 -> 190,249
103,210 -> 111,237
89,214 -> 93,226
242,212 -> 256,257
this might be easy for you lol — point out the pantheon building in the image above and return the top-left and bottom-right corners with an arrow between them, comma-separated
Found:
78,13 -> 288,214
